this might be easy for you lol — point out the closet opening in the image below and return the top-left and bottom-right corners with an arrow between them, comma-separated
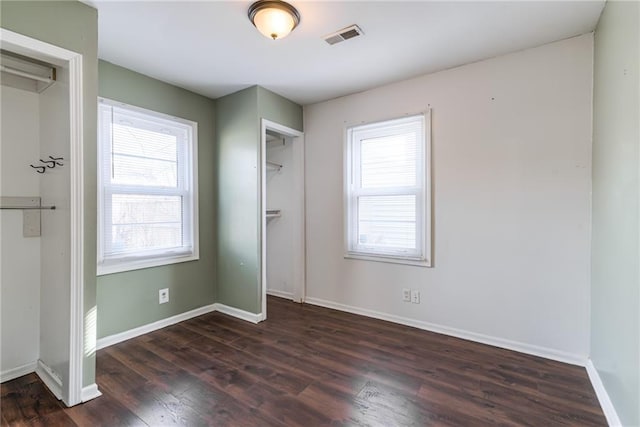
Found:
0,28 -> 94,407
260,119 -> 305,318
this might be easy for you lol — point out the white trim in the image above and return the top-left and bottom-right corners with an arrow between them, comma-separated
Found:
214,303 -> 264,324
343,111 -> 432,267
0,361 -> 37,383
81,383 -> 102,403
260,119 -> 305,317
97,253 -> 199,276
0,29 -> 79,66
67,52 -> 84,408
344,252 -> 430,267
291,134 -> 306,303
585,359 -> 623,427
36,360 -> 63,401
1,28 -> 86,408
95,303 -> 267,351
261,121 -> 267,317
266,288 -> 294,300
96,97 -> 200,276
96,304 -> 216,350
304,296 -> 587,366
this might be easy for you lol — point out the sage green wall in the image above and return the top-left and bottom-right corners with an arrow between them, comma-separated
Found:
1,0 -> 99,388
97,61 -> 216,338
591,1 -> 640,425
215,87 -> 260,312
257,86 -> 303,132
216,86 -> 301,314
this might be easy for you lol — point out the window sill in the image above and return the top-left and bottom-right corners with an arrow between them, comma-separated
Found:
344,252 -> 431,268
97,253 -> 199,276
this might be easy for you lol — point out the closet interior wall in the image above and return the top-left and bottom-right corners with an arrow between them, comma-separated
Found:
266,133 -> 296,300
1,83 -> 41,378
0,59 -> 71,397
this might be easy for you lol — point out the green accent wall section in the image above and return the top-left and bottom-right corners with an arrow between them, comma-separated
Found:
97,61 -> 217,338
1,0 -> 99,388
257,86 -> 303,132
591,1 -> 640,425
216,86 -> 301,314
215,87 -> 261,313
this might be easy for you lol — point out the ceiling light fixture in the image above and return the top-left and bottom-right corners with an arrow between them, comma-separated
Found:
248,0 -> 300,40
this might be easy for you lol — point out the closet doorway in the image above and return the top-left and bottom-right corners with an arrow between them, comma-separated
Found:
260,119 -> 304,317
0,29 -> 90,406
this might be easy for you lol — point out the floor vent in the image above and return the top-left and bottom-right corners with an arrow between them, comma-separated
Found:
323,25 -> 363,45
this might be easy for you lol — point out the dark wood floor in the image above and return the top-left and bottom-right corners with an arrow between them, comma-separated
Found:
2,296 -> 606,426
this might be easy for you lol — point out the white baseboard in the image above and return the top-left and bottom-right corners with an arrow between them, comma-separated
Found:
96,302 -> 266,351
304,296 -> 586,367
0,361 -> 37,383
266,289 -> 293,300
81,383 -> 102,402
586,359 -> 622,427
36,359 -> 62,400
96,304 -> 216,350
214,303 -> 264,323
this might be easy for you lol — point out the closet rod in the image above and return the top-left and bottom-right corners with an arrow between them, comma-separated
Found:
0,206 -> 56,210
0,64 -> 54,84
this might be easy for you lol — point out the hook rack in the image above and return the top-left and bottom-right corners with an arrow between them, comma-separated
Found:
30,156 -> 64,174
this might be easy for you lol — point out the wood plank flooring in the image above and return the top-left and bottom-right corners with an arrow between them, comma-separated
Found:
1,296 -> 606,426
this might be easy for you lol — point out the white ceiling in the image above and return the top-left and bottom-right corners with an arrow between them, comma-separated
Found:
86,1 -> 605,106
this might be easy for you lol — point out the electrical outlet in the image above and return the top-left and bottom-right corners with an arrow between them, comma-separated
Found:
159,288 -> 169,304
411,290 -> 420,304
402,288 -> 411,302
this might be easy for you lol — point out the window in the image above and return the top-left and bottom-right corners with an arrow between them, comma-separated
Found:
97,98 -> 198,275
345,113 -> 431,266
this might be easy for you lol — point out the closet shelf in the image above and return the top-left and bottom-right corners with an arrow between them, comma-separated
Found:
266,209 -> 281,218
266,161 -> 282,171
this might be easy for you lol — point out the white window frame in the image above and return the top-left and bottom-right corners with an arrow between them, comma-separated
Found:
97,97 -> 199,275
344,111 -> 432,267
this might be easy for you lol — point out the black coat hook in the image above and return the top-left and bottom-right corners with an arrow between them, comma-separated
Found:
40,159 -> 56,168
30,165 -> 46,174
49,156 -> 64,167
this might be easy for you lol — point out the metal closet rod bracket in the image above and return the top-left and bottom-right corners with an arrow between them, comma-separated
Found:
0,197 -> 56,237
266,161 -> 283,171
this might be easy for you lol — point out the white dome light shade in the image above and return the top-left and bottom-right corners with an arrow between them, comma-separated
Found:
248,1 -> 300,40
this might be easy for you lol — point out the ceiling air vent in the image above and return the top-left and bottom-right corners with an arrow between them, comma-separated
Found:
323,25 -> 363,45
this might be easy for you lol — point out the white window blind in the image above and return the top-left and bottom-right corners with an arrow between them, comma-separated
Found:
98,98 -> 198,275
346,113 -> 431,265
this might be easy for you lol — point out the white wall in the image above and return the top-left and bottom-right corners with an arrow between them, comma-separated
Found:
266,137 -> 296,298
0,85 -> 41,379
303,34 -> 593,363
39,66 -> 71,390
591,1 -> 640,424
0,69 -> 71,391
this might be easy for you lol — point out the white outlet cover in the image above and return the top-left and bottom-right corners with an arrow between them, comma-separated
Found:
411,290 -> 420,304
159,288 -> 169,304
402,288 -> 411,302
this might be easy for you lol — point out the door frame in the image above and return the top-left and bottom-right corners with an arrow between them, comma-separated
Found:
260,119 -> 305,318
0,28 -> 91,407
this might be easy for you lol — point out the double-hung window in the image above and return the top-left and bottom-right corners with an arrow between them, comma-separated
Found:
97,98 -> 198,275
345,113 -> 431,266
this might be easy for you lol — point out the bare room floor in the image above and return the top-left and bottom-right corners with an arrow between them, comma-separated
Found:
1,296 -> 606,426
